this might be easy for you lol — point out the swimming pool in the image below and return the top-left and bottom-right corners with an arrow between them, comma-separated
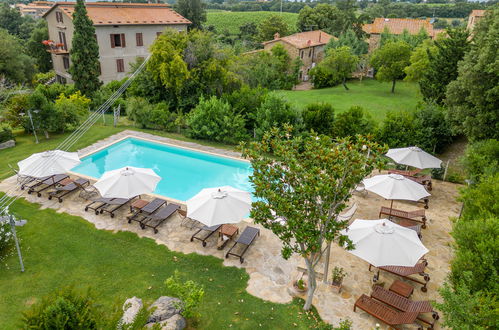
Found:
71,137 -> 253,201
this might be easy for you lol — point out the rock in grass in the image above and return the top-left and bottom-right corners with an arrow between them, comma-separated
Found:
147,296 -> 183,323
157,314 -> 187,330
121,296 -> 143,325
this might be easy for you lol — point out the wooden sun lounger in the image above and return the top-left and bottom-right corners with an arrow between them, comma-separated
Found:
226,226 -> 260,263
100,197 -> 138,218
190,224 -> 222,247
8,164 -> 50,189
371,285 -> 439,328
388,169 -> 433,192
370,261 -> 430,292
392,219 -> 422,239
388,169 -> 422,177
379,206 -> 428,229
141,203 -> 180,233
127,198 -> 166,224
48,178 -> 90,202
27,174 -> 69,197
85,197 -> 116,214
354,294 -> 422,330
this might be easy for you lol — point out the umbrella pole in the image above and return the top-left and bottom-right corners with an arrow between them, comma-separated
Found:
390,200 -> 394,219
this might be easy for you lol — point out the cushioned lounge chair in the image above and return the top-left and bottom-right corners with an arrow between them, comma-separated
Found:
100,197 -> 138,218
28,174 -> 69,197
379,206 -> 428,228
141,203 -> 180,233
48,178 -> 90,202
190,224 -> 221,247
371,285 -> 439,328
354,294 -> 422,330
127,198 -> 166,224
370,260 -> 430,292
225,226 -> 260,263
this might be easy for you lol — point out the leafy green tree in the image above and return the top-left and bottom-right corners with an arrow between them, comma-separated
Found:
256,14 -> 290,42
297,4 -> 361,37
223,86 -> 268,132
380,28 -> 430,50
241,128 -> 386,310
376,111 -> 416,148
187,96 -> 248,144
413,102 -> 453,153
311,46 -> 358,90
53,91 -> 90,132
419,28 -> 470,104
370,41 -> 411,93
404,39 -> 437,82
69,0 -> 101,96
446,8 -> 499,141
326,28 -> 368,56
0,3 -> 24,37
254,94 -> 301,139
0,29 -> 35,83
27,20 -> 52,73
175,0 -> 206,30
302,103 -> 335,135
332,106 -> 375,138
461,139 -> 499,184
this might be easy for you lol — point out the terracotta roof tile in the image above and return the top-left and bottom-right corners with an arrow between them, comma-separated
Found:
469,10 -> 486,17
44,2 -> 191,26
263,30 -> 334,49
363,18 -> 434,37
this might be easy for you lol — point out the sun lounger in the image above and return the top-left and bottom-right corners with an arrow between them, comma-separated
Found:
28,174 -> 69,197
354,294 -> 422,330
225,226 -> 260,263
391,219 -> 422,239
127,198 -> 166,224
8,164 -> 49,188
85,197 -> 116,214
190,224 -> 222,247
370,260 -> 430,292
100,197 -> 137,218
336,202 -> 358,223
141,203 -> 180,233
48,178 -> 90,202
379,206 -> 428,229
76,183 -> 100,200
388,169 -> 422,177
371,285 -> 439,328
388,170 -> 432,192
178,209 -> 201,229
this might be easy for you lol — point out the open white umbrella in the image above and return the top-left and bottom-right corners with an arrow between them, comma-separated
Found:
386,147 -> 442,169
18,150 -> 81,178
342,219 -> 428,267
186,186 -> 251,227
363,174 -> 430,202
94,166 -> 161,199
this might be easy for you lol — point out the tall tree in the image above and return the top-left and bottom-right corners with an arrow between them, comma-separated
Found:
446,8 -> 499,141
419,28 -> 470,104
241,127 -> 386,311
404,39 -> 437,82
326,28 -> 368,56
27,20 -> 52,73
256,14 -> 290,42
175,0 -> 206,30
297,3 -> 363,37
320,46 -> 358,90
69,0 -> 101,96
370,40 -> 411,93
0,29 -> 35,83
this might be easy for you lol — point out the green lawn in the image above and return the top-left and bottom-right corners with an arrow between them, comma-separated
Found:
277,79 -> 422,122
206,10 -> 298,35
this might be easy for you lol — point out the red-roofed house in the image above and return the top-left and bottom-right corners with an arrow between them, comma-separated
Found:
467,10 -> 486,31
43,2 -> 190,84
262,30 -> 334,81
363,18 -> 438,51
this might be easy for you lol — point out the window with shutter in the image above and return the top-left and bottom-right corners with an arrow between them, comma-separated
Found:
136,33 -> 143,47
120,34 -> 126,47
59,32 -> 67,50
116,59 -> 125,73
62,56 -> 70,70
110,34 -> 125,48
59,12 -> 63,23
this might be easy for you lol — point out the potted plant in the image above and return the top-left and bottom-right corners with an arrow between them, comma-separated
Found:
293,278 -> 307,293
331,266 -> 347,293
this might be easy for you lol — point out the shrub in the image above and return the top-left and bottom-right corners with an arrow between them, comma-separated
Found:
32,71 -> 55,86
459,173 -> 499,221
376,111 -> 415,148
302,103 -> 334,135
164,270 -> 204,319
0,219 -> 13,258
254,94 -> 301,139
54,91 -> 91,131
187,96 -> 248,144
126,97 -> 153,129
22,287 -> 99,329
0,124 -> 14,143
461,139 -> 499,183
309,65 -> 336,89
332,106 -> 375,138
223,86 -> 268,131
413,102 -> 453,153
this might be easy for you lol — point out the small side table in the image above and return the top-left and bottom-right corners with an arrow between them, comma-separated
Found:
389,280 -> 414,298
217,224 -> 239,250
130,199 -> 149,213
58,178 -> 74,186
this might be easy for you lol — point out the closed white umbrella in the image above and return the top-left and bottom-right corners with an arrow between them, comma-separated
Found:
342,219 -> 428,267
386,147 -> 442,169
186,186 -> 251,227
94,166 -> 161,199
18,150 -> 81,178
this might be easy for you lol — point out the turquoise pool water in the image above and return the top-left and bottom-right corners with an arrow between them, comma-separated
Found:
72,138 -> 253,201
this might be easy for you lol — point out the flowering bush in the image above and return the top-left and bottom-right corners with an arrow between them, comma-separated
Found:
0,219 -> 13,258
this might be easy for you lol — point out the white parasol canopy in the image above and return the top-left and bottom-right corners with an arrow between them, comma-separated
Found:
386,147 -> 442,169
363,174 -> 430,202
342,219 -> 428,267
18,150 -> 81,178
94,166 -> 161,199
186,186 -> 251,227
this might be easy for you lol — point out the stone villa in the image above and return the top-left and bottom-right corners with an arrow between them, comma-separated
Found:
262,30 -> 333,81
467,9 -> 486,31
43,2 -> 190,84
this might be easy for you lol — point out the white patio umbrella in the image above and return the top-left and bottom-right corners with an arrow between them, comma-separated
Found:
342,219 -> 428,267
186,186 -> 251,227
93,166 -> 161,199
386,146 -> 442,169
18,150 -> 81,178
363,173 -> 430,210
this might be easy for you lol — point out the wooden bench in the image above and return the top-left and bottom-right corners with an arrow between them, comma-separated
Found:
379,206 -> 427,229
370,261 -> 430,292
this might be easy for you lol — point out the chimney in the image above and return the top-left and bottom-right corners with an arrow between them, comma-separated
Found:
307,39 -> 311,46
274,32 -> 280,40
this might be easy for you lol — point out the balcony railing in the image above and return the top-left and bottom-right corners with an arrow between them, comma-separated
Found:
42,40 -> 69,55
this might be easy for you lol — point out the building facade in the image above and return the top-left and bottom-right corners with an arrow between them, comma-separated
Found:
16,1 -> 52,19
262,30 -> 333,81
467,10 -> 486,31
43,2 -> 190,84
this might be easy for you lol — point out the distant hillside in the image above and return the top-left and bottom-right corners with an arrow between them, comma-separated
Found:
205,10 -> 299,35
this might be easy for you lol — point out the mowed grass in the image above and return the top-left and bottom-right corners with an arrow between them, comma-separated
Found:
0,198 -> 327,329
277,79 -> 422,122
206,10 -> 298,35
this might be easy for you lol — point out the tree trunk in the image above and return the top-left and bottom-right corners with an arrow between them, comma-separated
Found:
44,130 -> 49,139
303,257 -> 317,310
342,78 -> 349,91
391,79 -> 396,93
323,242 -> 331,283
